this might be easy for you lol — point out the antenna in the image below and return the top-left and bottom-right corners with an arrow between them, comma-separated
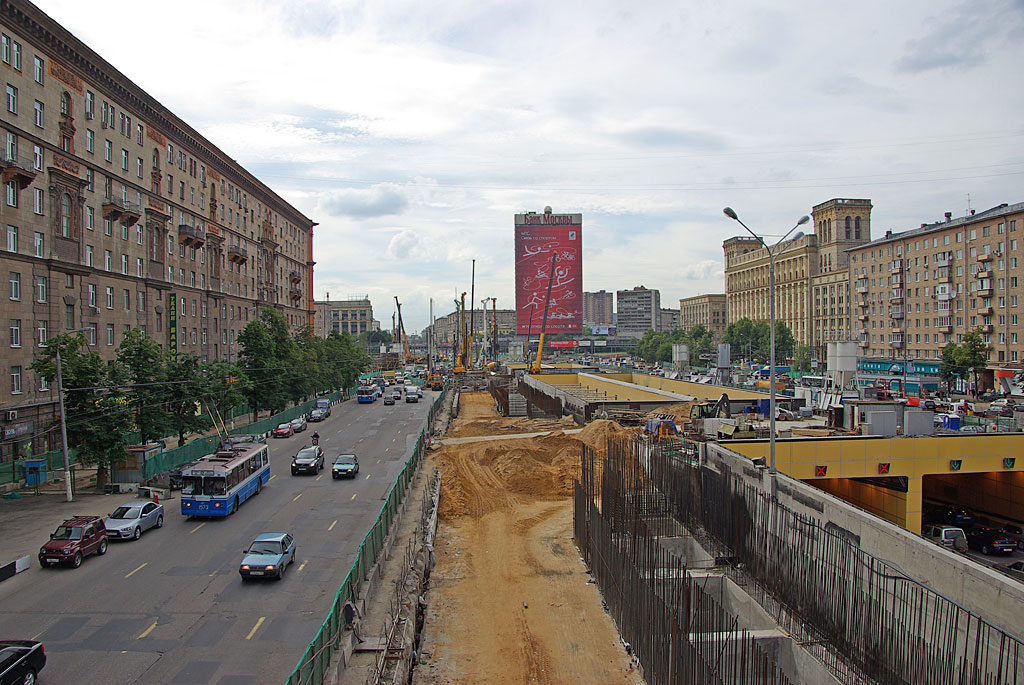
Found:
966,193 -> 972,216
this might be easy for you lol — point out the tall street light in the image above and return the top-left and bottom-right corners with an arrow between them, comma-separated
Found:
723,207 -> 810,493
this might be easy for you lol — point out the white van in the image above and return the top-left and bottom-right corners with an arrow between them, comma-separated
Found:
922,524 -> 966,550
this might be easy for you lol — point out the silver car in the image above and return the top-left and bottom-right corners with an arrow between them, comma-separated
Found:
290,416 -> 308,433
104,500 -> 164,541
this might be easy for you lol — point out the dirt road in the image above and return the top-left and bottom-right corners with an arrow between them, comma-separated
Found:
415,392 -> 643,684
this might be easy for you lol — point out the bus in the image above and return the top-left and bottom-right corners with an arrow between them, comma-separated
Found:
180,440 -> 270,517
357,385 -> 378,403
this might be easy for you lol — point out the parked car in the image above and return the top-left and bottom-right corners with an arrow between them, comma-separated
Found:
39,516 -> 108,568
331,454 -> 360,479
987,406 -> 1014,417
999,523 -> 1024,551
979,391 -> 1002,402
997,560 -> 1024,582
922,524 -> 967,550
272,423 -> 294,438
290,416 -> 308,433
239,532 -> 296,581
104,500 -> 164,541
965,527 -> 1016,555
0,640 -> 46,684
383,394 -> 395,406
308,408 -> 327,422
989,398 -> 1011,411
291,446 -> 324,475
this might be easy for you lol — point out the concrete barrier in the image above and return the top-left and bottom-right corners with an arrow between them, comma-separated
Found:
0,555 -> 31,584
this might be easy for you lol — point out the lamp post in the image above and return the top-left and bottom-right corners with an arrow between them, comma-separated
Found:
724,208 -> 810,491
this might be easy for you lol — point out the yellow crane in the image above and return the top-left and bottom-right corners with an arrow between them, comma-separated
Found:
530,252 -> 558,374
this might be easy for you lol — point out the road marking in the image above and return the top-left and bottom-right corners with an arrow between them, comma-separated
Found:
125,562 -> 147,578
190,522 -> 206,534
269,474 -> 277,482
246,617 -> 266,640
376,459 -> 381,464
328,519 -> 337,531
315,475 -> 322,481
209,570 -> 217,577
293,493 -> 302,502
351,493 -> 358,500
297,561 -> 307,573
365,474 -> 371,480
31,631 -> 43,641
137,620 -> 158,639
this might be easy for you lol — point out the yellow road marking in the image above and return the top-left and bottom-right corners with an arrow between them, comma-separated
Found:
31,631 -> 43,641
245,617 -> 266,640
351,493 -> 357,500
189,522 -> 206,534
315,475 -> 322,481
209,570 -> 217,577
365,474 -> 371,480
269,474 -> 277,482
137,620 -> 158,639
328,520 -> 337,531
292,493 -> 302,502
125,562 -> 147,578
297,561 -> 307,573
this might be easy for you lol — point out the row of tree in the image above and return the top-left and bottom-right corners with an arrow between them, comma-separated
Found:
630,318 -> 799,366
32,307 -> 370,482
939,330 -> 988,395
632,325 -> 716,363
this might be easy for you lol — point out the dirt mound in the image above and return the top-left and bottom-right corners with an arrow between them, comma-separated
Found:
573,419 -> 634,452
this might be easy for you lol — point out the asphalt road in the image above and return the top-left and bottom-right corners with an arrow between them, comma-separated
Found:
0,389 -> 434,684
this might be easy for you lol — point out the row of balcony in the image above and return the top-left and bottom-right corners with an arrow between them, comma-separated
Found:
102,197 -> 142,228
1,155 -> 37,190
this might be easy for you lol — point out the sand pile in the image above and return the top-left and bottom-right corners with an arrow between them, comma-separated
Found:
572,418 -> 635,452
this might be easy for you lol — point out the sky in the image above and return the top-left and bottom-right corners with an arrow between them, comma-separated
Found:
35,0 -> 1024,332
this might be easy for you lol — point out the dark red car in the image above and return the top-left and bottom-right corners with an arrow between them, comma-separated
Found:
272,422 -> 294,438
39,515 -> 108,568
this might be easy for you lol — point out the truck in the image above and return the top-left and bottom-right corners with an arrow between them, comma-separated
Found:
429,370 -> 444,391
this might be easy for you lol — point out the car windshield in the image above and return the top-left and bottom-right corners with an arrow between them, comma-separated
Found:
277,424 -> 291,430
248,541 -> 282,555
296,449 -> 318,460
53,525 -> 83,540
291,419 -> 303,425
335,456 -> 356,465
109,506 -> 140,520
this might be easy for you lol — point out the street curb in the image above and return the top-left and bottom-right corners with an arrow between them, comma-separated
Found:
0,555 -> 31,584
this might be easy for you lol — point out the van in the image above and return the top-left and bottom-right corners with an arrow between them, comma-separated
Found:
314,398 -> 331,417
922,524 -> 966,550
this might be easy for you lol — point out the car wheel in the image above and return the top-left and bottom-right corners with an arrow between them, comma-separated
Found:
332,474 -> 338,480
97,539 -> 108,555
291,469 -> 297,476
20,667 -> 37,685
256,479 -> 262,495
72,552 -> 82,568
156,514 -> 164,528
277,563 -> 286,580
132,526 -> 141,541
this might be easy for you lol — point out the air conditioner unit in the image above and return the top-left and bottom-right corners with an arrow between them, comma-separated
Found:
5,410 -> 17,421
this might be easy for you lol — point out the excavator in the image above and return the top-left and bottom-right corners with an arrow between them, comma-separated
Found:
529,252 -> 558,374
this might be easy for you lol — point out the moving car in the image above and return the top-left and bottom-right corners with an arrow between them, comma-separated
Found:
331,454 -> 360,479
997,560 -> 1024,581
405,390 -> 419,403
999,523 -> 1024,551
922,524 -> 967,550
308,408 -> 327,422
392,390 -> 402,401
272,423 -> 294,438
776,407 -> 795,421
383,394 -> 395,406
39,516 -> 107,568
314,398 -> 332,417
104,500 -> 164,541
239,532 -> 296,581
0,640 -> 46,684
965,528 -> 1016,555
291,446 -> 324,475
290,416 -> 308,433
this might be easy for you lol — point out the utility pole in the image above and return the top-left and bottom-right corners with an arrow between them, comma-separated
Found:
469,259 -> 476,369
55,346 -> 73,503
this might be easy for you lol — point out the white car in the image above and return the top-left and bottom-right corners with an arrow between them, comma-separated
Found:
105,500 -> 164,540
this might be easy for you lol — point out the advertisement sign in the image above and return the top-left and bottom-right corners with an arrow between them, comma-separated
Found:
514,211 -> 582,335
548,340 -> 578,348
591,325 -> 615,336
168,292 -> 178,359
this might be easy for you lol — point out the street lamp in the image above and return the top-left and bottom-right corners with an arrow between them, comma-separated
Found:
723,207 -> 810,491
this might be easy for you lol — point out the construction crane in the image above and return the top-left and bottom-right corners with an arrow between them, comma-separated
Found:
482,297 -> 497,369
530,252 -> 558,374
394,296 -> 410,365
453,292 -> 469,374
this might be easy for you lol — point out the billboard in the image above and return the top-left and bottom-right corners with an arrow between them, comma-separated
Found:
548,340 -> 578,348
591,325 -> 616,336
514,210 -> 582,335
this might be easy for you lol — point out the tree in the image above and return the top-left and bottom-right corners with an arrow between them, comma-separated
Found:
201,359 -> 251,425
114,329 -> 171,446
164,354 -> 213,446
958,329 -> 988,397
792,344 -> 813,373
725,318 -> 759,360
939,343 -> 966,395
238,315 -> 287,421
30,332 -> 134,487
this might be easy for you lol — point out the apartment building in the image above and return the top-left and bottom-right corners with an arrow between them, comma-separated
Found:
679,293 -> 727,342
314,298 -> 373,338
429,308 -> 516,347
659,307 -> 680,332
1,1 -> 315,461
583,290 -> 614,326
615,286 -> 660,337
848,202 -> 1024,367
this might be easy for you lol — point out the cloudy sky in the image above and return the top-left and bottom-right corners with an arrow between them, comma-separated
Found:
36,0 -> 1024,332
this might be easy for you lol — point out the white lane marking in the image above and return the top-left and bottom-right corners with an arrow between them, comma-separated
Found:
351,493 -> 358,500
328,520 -> 337,531
293,493 -> 302,502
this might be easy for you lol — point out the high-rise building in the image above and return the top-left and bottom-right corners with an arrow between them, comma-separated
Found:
659,308 -> 680,332
583,290 -> 613,326
314,298 -> 373,338
0,1 -> 315,462
615,286 -> 660,337
679,293 -> 728,342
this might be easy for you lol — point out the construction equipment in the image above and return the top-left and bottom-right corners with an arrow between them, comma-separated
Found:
530,252 -> 558,374
394,296 -> 410,365
454,292 -> 469,374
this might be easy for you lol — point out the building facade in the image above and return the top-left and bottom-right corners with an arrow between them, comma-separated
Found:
679,293 -> 727,342
1,1 -> 315,461
615,286 -> 660,337
848,202 -> 1024,367
314,298 -> 373,338
658,307 -> 679,332
583,289 -> 613,326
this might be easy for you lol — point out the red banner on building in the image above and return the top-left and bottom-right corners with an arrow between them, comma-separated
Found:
548,340 -> 578,348
514,211 -> 582,335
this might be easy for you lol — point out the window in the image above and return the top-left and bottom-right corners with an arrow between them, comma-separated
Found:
33,232 -> 43,257
86,206 -> 94,231
104,140 -> 112,162
33,187 -> 43,214
138,291 -> 145,312
123,288 -> 130,310
32,143 -> 42,170
37,320 -> 47,346
137,225 -> 143,245
121,149 -> 128,171
136,257 -> 143,277
5,180 -> 15,207
106,324 -> 114,346
5,84 -> 16,114
10,319 -> 21,347
10,39 -> 20,70
4,131 -> 14,160
33,100 -> 43,127
88,283 -> 96,307
9,271 -> 20,300
35,276 -> 46,303
121,254 -> 128,274
85,90 -> 94,119
59,194 -> 71,237
137,157 -> 143,178
64,303 -> 74,329
1,34 -> 8,64
10,366 -> 21,395
33,55 -> 43,83
85,169 -> 93,192
104,249 -> 111,271
137,123 -> 143,145
5,225 -> 15,252
85,244 -> 93,266
105,286 -> 113,309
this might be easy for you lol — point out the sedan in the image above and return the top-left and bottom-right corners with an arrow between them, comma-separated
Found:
331,454 -> 360,479
308,408 -> 327,422
272,423 -> 294,438
0,640 -> 46,684
291,446 -> 324,475
997,560 -> 1024,581
965,528 -> 1016,555
104,501 -> 164,541
239,533 -> 296,581
392,390 -> 402,401
383,395 -> 395,406
290,416 -> 307,433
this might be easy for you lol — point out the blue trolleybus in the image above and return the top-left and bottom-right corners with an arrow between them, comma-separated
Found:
357,385 -> 378,403
180,439 -> 270,517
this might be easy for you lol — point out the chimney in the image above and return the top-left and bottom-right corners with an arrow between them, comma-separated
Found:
885,230 -> 892,238
944,212 -> 952,221
971,210 -> 976,215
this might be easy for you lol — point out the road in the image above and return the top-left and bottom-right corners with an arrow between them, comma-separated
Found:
0,389 -> 434,684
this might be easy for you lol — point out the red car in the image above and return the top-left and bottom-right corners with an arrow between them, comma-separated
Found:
39,516 -> 108,568
272,423 -> 294,438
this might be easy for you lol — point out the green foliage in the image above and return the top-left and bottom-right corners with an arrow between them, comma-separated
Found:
792,344 -> 813,373
114,329 -> 172,446
164,354 -> 214,446
724,317 -> 794,363
632,325 -> 717,363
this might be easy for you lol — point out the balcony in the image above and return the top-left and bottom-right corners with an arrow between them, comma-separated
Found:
289,270 -> 301,284
102,197 -> 142,227
178,224 -> 206,248
935,255 -> 951,268
935,269 -> 952,283
857,313 -> 869,322
976,270 -> 993,280
890,335 -> 904,348
977,306 -> 993,316
227,245 -> 247,265
889,289 -> 904,301
855,279 -> 869,293
937,325 -> 952,334
289,287 -> 302,301
889,307 -> 904,319
890,273 -> 903,286
981,323 -> 994,333
979,252 -> 993,262
858,338 -> 870,348
936,289 -> 955,301
1,154 -> 37,190
977,288 -> 993,298
890,260 -> 903,272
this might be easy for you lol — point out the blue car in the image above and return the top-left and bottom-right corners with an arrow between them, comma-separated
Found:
239,532 -> 296,581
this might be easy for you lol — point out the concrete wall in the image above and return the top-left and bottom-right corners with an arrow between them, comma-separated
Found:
706,442 -> 1024,638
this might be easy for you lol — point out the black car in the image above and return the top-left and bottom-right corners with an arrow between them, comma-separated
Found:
0,640 -> 46,684
978,391 -> 1002,402
308,409 -> 327,422
965,527 -> 1016,555
291,446 -> 324,475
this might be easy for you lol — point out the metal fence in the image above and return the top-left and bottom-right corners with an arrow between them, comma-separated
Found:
591,435 -> 1024,685
285,381 -> 451,685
